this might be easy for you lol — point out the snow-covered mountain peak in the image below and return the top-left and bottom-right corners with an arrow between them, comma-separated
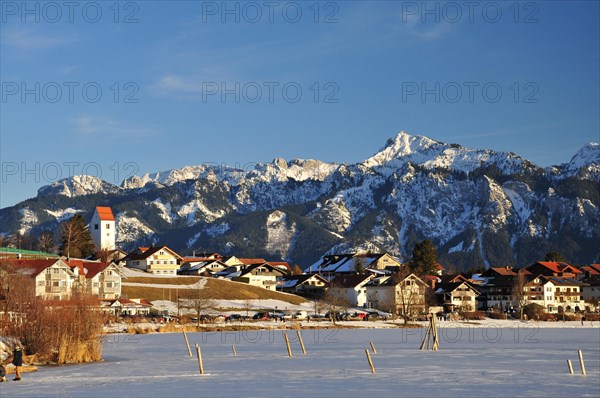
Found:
363,131 -> 439,167
567,142 -> 599,168
37,175 -> 117,197
554,141 -> 600,180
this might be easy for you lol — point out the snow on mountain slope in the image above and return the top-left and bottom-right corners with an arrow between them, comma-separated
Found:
45,208 -> 84,223
116,213 -> 155,244
152,198 -> 176,224
560,142 -> 600,180
364,131 -> 534,175
18,207 -> 38,235
264,210 -> 297,260
37,175 -> 119,197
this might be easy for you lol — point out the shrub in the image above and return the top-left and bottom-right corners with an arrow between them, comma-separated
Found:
459,311 -> 485,320
537,313 -> 556,321
523,303 -> 546,320
486,312 -> 507,320
584,313 -> 600,321
16,293 -> 106,363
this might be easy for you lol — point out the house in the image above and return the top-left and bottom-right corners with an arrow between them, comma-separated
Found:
102,298 -> 153,316
579,264 -> 600,280
481,275 -> 518,312
328,274 -> 375,307
435,281 -> 480,312
481,272 -> 587,314
67,259 -> 123,299
123,246 -> 182,275
222,256 -> 267,267
268,261 -> 292,275
90,206 -> 116,251
179,259 -> 227,276
231,263 -> 287,291
188,252 -> 223,261
4,258 -> 76,300
280,274 -> 329,297
547,277 -> 587,313
366,273 -> 429,316
308,253 -> 402,275
525,262 -> 582,279
580,276 -> 600,309
2,258 -> 123,300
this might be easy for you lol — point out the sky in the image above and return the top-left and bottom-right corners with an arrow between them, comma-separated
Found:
1,1 -> 599,208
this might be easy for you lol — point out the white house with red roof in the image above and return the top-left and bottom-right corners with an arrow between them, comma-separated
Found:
67,259 -> 123,299
122,246 -> 182,275
90,206 -> 116,251
2,258 -> 123,300
3,258 -> 76,300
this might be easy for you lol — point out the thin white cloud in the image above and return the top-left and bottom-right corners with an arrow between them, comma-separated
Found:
71,116 -> 156,138
397,13 -> 455,41
1,26 -> 76,50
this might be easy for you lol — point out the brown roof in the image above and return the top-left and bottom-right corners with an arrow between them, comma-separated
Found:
1,258 -> 64,276
533,262 -> 582,274
124,246 -> 182,261
96,206 -> 115,221
268,261 -> 292,271
238,258 -> 267,265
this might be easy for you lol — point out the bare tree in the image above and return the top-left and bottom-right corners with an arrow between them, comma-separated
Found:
181,279 -> 215,327
512,269 -> 528,320
243,299 -> 253,317
37,230 -> 57,254
320,288 -> 351,325
391,268 -> 428,325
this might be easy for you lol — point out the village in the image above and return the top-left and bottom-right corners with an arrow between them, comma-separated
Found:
1,206 -> 599,323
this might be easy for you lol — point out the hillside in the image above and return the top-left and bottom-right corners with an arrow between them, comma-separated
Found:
1,131 -> 599,271
122,276 -> 307,305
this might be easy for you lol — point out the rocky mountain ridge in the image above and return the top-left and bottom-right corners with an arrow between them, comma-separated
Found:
2,131 -> 598,271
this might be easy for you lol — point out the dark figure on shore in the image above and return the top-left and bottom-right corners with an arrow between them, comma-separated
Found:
0,363 -> 6,382
9,346 -> 23,381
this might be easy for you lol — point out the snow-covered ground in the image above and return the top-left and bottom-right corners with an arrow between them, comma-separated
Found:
2,326 -> 598,397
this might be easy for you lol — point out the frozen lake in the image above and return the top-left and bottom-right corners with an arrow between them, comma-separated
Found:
2,324 -> 599,397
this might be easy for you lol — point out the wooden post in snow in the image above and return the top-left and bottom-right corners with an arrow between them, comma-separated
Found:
195,344 -> 204,375
232,344 -> 237,357
567,359 -> 574,375
365,349 -> 376,373
370,341 -> 377,355
182,328 -> 192,357
297,330 -> 307,355
284,332 -> 293,357
578,350 -> 586,376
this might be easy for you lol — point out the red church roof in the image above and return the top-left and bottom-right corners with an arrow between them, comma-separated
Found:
96,206 -> 115,221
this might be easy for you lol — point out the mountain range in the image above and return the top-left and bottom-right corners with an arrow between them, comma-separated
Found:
1,131 -> 599,271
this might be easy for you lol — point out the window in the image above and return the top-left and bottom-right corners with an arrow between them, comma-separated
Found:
94,224 -> 99,230
106,282 -> 113,288
106,223 -> 110,229
53,281 -> 60,287
53,268 -> 60,274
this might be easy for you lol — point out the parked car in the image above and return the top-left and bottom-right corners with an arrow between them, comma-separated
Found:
294,311 -> 308,320
226,314 -> 248,322
253,312 -> 271,320
364,309 -> 391,321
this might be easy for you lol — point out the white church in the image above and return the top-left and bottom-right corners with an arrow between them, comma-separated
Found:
90,206 -> 116,251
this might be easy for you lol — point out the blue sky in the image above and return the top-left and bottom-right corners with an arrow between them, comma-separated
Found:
1,1 -> 599,207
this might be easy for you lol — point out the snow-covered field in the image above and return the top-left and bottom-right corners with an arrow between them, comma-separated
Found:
1,325 -> 599,397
